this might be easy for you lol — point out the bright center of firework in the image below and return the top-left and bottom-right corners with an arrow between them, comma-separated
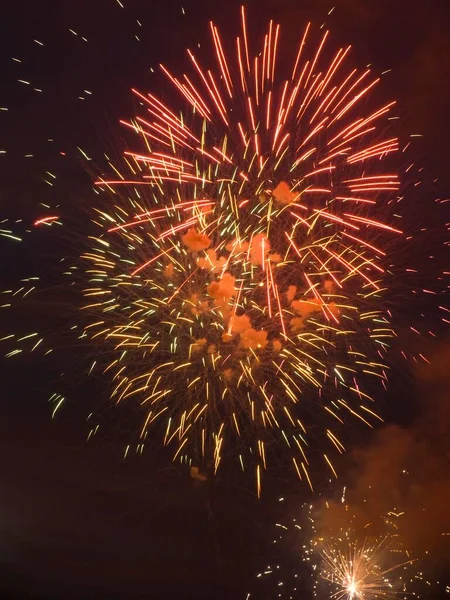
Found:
346,579 -> 358,599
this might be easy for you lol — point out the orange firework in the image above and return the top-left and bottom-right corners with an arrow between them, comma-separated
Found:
81,7 -> 404,494
2,8 -> 413,495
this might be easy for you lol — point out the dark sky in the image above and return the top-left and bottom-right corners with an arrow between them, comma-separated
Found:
1,1 -> 450,599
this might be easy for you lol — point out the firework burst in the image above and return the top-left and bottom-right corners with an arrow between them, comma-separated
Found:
2,7 -> 420,493
318,535 -> 412,600
248,494 -> 434,600
75,7 -> 407,492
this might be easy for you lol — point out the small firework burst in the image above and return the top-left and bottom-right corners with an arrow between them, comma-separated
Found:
318,535 -> 412,600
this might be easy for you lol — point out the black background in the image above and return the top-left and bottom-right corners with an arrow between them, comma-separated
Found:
1,1 -> 450,598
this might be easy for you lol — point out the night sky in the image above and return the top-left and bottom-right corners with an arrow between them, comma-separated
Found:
1,1 -> 450,599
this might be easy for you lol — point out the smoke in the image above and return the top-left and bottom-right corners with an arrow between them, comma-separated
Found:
181,227 -> 212,251
314,339 -> 450,571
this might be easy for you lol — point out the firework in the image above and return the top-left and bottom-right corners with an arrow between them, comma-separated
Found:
318,535 -> 412,600
2,8 -> 417,492
311,489 -> 413,600
82,8 -> 405,491
248,495 -> 433,600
